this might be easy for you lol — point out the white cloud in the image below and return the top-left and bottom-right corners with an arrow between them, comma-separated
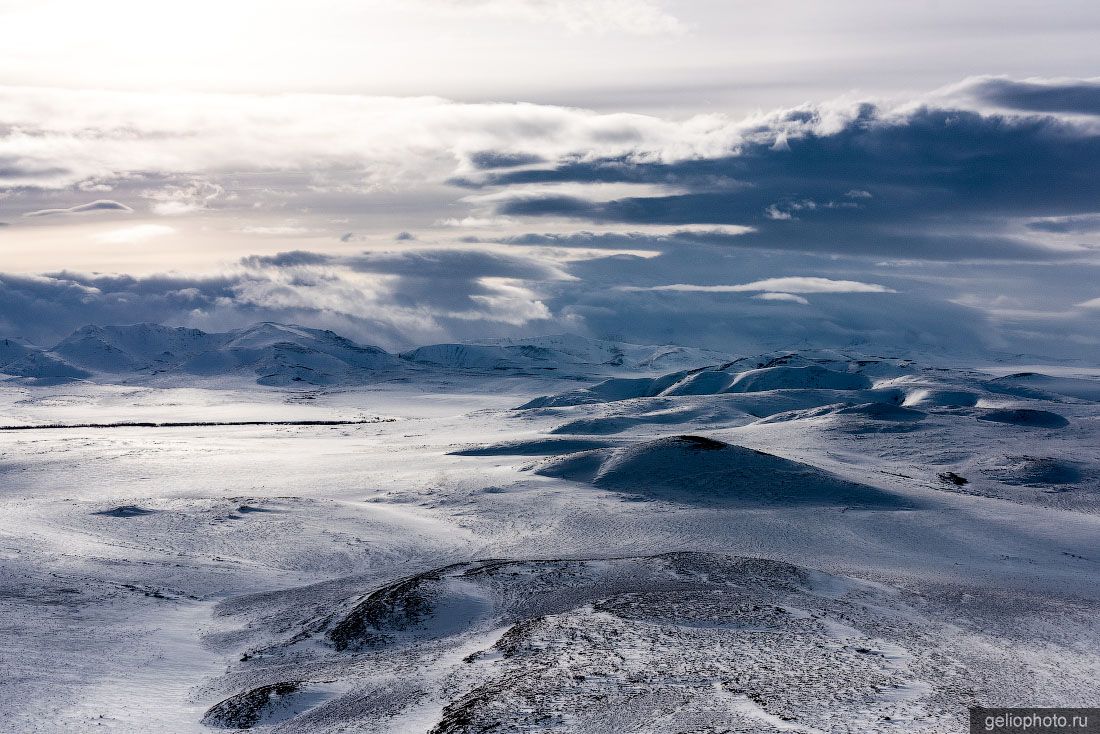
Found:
765,199 -> 817,221
624,277 -> 895,294
462,278 -> 553,324
142,179 -> 223,215
753,292 -> 809,305
765,205 -> 792,221
93,224 -> 176,244
491,224 -> 753,238
0,86 -> 792,191
730,277 -> 895,294
440,216 -> 517,228
1077,297 -> 1100,309
664,225 -> 754,236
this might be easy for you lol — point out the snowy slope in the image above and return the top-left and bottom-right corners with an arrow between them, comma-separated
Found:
53,323 -> 227,372
179,323 -> 403,386
0,337 -> 90,383
536,434 -> 907,507
1,347 -> 1099,732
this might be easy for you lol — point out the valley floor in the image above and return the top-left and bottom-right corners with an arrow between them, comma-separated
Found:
1,358 -> 1099,733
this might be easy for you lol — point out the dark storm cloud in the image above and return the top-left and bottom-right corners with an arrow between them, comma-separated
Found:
963,77 -> 1100,116
0,269 -> 429,348
336,248 -> 565,313
481,105 -> 1100,260
340,249 -> 560,280
240,250 -> 334,268
0,271 -> 235,344
467,151 -> 546,170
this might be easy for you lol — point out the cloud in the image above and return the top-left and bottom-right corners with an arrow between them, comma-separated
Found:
3,78 -> 1100,359
0,243 -> 1094,360
753,292 -> 809,305
733,277 -> 895,294
142,179 -> 223,215
0,86 -> 744,191
468,151 -> 546,170
4,80 -> 1098,266
22,199 -> 132,217
238,250 -> 331,268
239,225 -> 315,236
484,224 -> 752,249
555,275 -> 997,356
1078,297 -> 1100,310
951,76 -> 1100,116
420,0 -> 684,36
625,277 -> 895,294
1027,214 -> 1100,234
483,100 -> 1100,261
0,244 -> 573,347
234,247 -> 571,339
93,224 -> 176,244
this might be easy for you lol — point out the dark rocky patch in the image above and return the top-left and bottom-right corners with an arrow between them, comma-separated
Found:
202,681 -> 301,729
977,408 -> 1069,429
92,505 -> 156,518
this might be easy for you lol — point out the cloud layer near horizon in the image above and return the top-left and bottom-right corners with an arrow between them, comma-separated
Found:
2,77 -> 1099,359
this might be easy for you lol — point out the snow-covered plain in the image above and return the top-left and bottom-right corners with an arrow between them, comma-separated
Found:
1,324 -> 1099,732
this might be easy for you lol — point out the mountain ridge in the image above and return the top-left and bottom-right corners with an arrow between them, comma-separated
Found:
0,322 -> 731,387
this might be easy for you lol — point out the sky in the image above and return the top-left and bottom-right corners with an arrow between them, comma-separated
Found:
1,0 -> 1099,359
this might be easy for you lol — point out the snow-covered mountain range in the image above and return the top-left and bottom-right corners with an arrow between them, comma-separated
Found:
0,323 -> 728,386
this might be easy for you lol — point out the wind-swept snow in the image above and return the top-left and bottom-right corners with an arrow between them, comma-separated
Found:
1,341 -> 1098,732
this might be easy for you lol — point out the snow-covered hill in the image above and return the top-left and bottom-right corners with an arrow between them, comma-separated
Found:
0,336 -> 90,383
35,322 -> 405,386
518,352 -> 906,408
401,333 -> 727,374
178,323 -> 403,386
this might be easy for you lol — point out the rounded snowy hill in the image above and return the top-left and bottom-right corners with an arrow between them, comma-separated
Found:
0,337 -> 89,383
519,357 -> 894,409
536,435 -> 907,507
